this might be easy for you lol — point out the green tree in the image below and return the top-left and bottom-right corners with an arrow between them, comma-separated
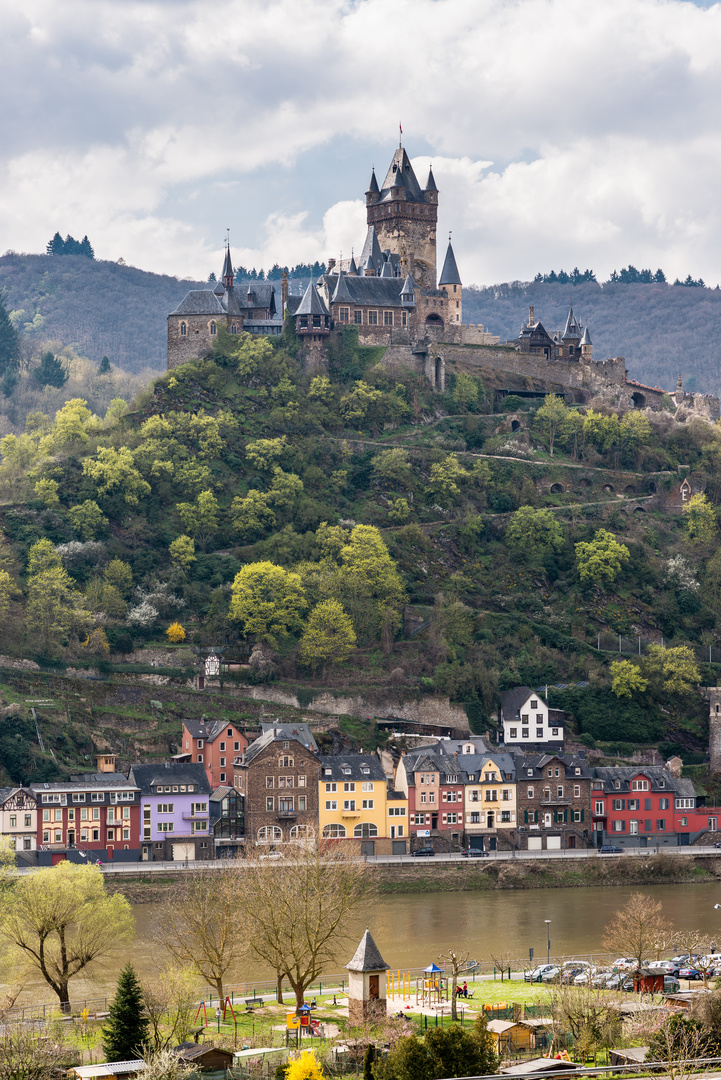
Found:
0,862 -> 133,1010
0,292 -> 20,376
575,529 -> 629,586
51,398 -> 92,447
684,493 -> 717,543
505,506 -> 564,565
169,535 -> 196,570
27,538 -> 61,576
339,525 -> 406,642
83,447 -> 151,505
646,644 -> 700,695
104,558 -> 133,597
230,489 -> 276,541
176,490 -> 219,548
98,356 -> 112,375
621,410 -> 651,454
452,372 -> 482,410
245,436 -> 288,472
339,380 -> 383,425
26,555 -> 91,655
33,351 -> 68,388
535,394 -> 568,456
610,660 -> 648,699
68,500 -> 108,540
33,478 -> 60,508
103,963 -> 150,1062
372,448 -> 414,490
428,455 -> 466,507
299,600 -> 357,671
267,467 -> 303,511
0,569 -> 19,618
388,498 -> 411,523
229,562 -> 307,645
383,1016 -> 496,1080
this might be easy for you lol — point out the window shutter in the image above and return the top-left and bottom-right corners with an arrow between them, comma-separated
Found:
524,810 -> 528,823
581,808 -> 585,822
622,799 -> 626,810
563,810 -> 568,823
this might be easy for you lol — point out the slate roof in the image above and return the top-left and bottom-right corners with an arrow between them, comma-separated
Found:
221,247 -> 233,282
359,225 -> 383,269
580,326 -> 592,346
516,753 -> 592,779
562,306 -> 582,340
348,254 -> 358,275
169,291 -> 225,316
128,762 -> 211,794
401,273 -> 416,298
239,723 -> 318,765
332,271 -> 354,304
0,787 -> 15,804
366,169 -> 379,195
32,777 -> 138,792
500,686 -> 534,720
285,295 -> 302,316
593,766 -> 683,792
325,274 -> 409,308
438,240 -> 461,285
377,148 -> 427,204
296,281 -> 329,317
183,718 -> 235,744
346,929 -> 390,972
319,754 -> 386,783
425,167 -> 438,192
210,785 -> 234,802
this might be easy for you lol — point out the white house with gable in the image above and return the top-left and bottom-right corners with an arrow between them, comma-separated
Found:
499,687 -> 565,747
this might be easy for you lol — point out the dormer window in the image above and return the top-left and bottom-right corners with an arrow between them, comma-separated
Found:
615,781 -> 621,789
362,767 -> 370,775
343,768 -> 351,775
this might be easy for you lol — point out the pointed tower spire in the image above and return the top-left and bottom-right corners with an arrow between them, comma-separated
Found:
222,242 -> 234,290
438,236 -> 461,286
424,166 -> 438,192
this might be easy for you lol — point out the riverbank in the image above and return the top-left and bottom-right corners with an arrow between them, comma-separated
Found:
103,852 -> 721,903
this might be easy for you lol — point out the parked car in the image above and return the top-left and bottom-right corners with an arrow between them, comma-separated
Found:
541,966 -> 562,982
259,851 -> 284,860
599,845 -> 623,854
679,967 -> 703,981
524,964 -> 555,983
605,974 -> 623,990
573,967 -> 597,985
648,961 -> 676,975
664,976 -> 681,992
411,846 -> 436,857
561,966 -> 584,984
591,969 -> 612,988
671,954 -> 690,964
612,958 -> 638,972
621,976 -> 635,992
461,848 -> 489,858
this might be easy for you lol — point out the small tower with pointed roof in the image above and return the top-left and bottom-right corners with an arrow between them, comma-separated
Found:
439,236 -> 462,323
365,145 -> 438,289
294,280 -> 330,342
580,325 -> 592,361
346,928 -> 390,1023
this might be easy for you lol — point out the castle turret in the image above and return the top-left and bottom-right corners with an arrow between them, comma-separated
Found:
366,147 -> 438,289
438,238 -> 462,323
562,305 -> 583,358
221,245 -> 234,290
294,280 -> 330,341
580,325 -> 592,361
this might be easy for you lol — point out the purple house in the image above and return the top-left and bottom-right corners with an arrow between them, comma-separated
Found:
128,762 -> 211,862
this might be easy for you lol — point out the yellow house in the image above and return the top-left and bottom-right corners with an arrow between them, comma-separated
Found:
319,754 -> 395,855
464,754 -> 517,850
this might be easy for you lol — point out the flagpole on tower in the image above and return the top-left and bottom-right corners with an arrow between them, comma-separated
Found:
399,122 -> 403,148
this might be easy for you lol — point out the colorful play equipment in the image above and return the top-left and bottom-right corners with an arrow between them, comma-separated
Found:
416,963 -> 448,1007
388,970 -> 412,1001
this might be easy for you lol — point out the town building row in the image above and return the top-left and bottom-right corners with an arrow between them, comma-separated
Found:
1,714 -> 718,864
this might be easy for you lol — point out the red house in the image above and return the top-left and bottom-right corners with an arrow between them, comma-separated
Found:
396,749 -> 465,851
31,775 -> 141,864
178,719 -> 248,789
592,767 -> 703,847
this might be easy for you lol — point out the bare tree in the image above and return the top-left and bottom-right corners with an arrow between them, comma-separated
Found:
141,1050 -> 195,1080
602,892 -> 674,972
0,1022 -> 74,1080
548,984 -> 622,1064
673,929 -> 715,987
489,949 -> 515,983
648,1014 -> 711,1080
160,868 -> 245,1002
439,949 -> 470,1020
141,965 -> 201,1051
234,841 -> 369,1013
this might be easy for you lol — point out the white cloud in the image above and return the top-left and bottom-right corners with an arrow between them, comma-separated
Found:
2,0 -> 721,282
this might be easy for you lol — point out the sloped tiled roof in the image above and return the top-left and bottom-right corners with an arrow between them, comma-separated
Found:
377,148 -> 426,204
319,755 -> 386,783
346,929 -> 390,972
325,274 -> 407,308
169,291 -> 225,316
500,687 -> 534,720
296,281 -> 329,317
438,240 -> 461,286
129,762 -> 210,794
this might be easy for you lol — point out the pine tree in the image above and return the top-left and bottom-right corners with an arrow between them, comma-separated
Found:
33,351 -> 68,388
102,963 -> 149,1062
98,355 -> 112,375
46,231 -> 65,255
79,235 -> 95,258
0,292 -> 20,375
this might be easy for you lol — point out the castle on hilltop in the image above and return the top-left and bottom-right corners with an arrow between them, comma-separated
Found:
166,143 -> 719,419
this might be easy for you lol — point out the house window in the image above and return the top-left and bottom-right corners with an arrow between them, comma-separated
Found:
157,822 -> 174,833
180,322 -> 187,336
510,728 -> 518,738
536,729 -> 543,738
326,800 -> 338,811
401,311 -> 408,327
9,815 -> 16,828
612,820 -> 625,832
339,307 -> 350,322
219,773 -> 225,783
630,820 -> 638,834
24,814 -> 31,827
383,311 -> 393,326
368,310 -> 378,325
157,804 -> 174,814
659,798 -> 670,810
209,321 -> 217,336
557,786 -> 563,798
528,787 -> 534,798
362,799 -> 374,809
323,823 -> 346,838
420,793 -> 426,803
298,796 -> 306,811
502,789 -> 511,801
72,794 -> 85,803
219,758 -> 226,767
613,799 -> 624,811
344,800 -> 356,811
552,728 -> 559,736
680,817 -> 688,826
344,783 -> 356,792
574,785 -> 581,798
632,780 -> 649,791
279,797 -> 294,812
197,754 -> 203,762
278,776 -> 293,788
258,826 -> 282,842
362,781 -> 374,791
594,801 -> 605,815
354,310 -> 363,324
325,783 -> 337,792
266,777 -> 274,788
501,810 -> 511,823
531,700 -> 538,710
279,756 -> 294,767
470,811 -> 480,823
657,819 -> 666,831
573,810 -> 581,822
428,793 -> 435,803
266,797 -> 274,811
522,730 -> 529,739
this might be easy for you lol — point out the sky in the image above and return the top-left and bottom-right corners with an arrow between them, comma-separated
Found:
2,0 -> 721,287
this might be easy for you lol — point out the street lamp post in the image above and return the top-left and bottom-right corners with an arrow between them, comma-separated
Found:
545,920 -> 551,965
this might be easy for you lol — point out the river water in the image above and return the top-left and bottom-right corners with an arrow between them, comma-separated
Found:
8,882 -> 721,1007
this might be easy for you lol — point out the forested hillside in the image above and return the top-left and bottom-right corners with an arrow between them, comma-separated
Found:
463,281 -> 721,396
0,325 -> 720,782
3,253 -> 721,395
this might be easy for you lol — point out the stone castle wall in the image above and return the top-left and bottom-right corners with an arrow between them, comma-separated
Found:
168,314 -> 224,369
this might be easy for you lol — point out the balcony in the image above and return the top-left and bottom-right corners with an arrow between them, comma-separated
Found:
341,809 -> 361,818
182,812 -> 209,820
540,798 -> 572,806
276,810 -> 297,820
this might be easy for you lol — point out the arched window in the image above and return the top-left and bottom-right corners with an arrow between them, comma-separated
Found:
180,322 -> 187,337
322,823 -> 346,838
258,826 -> 282,843
353,823 -> 378,838
230,323 -> 238,334
209,321 -> 217,336
290,825 -> 315,841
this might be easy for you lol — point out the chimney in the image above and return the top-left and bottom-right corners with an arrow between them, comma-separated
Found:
281,269 -> 288,314
529,305 -> 535,327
